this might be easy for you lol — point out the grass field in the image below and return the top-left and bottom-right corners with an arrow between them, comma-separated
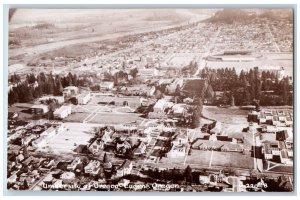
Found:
185,150 -> 212,166
210,151 -> 254,169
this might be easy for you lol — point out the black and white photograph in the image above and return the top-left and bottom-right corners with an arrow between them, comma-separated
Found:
5,6 -> 295,194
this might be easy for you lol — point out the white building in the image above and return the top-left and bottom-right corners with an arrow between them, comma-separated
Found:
53,105 -> 72,119
67,157 -> 81,171
76,93 -> 91,105
153,99 -> 173,113
63,86 -> 79,98
167,144 -> 187,158
101,82 -> 114,90
117,160 -> 133,177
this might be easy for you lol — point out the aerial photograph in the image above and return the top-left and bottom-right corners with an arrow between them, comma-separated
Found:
6,8 -> 294,192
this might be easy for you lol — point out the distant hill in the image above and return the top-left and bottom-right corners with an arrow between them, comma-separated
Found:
206,9 -> 255,24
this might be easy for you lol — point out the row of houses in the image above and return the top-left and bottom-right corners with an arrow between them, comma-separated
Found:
248,109 -> 293,127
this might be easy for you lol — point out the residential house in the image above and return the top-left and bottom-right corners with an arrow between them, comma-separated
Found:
117,160 -> 133,177
167,143 -> 187,158
133,142 -> 147,155
67,157 -> 81,171
84,160 -> 101,175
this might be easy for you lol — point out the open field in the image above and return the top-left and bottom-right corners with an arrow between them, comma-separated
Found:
185,150 -> 212,166
202,106 -> 249,124
210,151 -> 254,169
37,122 -> 97,154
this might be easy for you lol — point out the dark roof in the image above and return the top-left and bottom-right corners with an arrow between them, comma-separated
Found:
155,140 -> 167,147
216,135 -> 231,142
276,130 -> 288,141
159,131 -> 173,138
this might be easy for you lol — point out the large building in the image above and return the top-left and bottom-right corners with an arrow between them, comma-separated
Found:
53,105 -> 72,119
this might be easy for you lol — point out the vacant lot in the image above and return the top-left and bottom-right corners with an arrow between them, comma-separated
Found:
37,122 -> 97,154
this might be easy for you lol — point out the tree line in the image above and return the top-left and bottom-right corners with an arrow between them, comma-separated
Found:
200,67 -> 293,106
8,72 -> 88,105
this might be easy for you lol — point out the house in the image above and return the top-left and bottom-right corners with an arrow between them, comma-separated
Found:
167,143 -> 187,158
116,160 -> 133,177
149,149 -> 161,162
30,104 -> 49,115
88,139 -> 104,154
116,140 -> 132,154
84,160 -> 101,175
16,154 -> 25,162
63,86 -> 79,98
7,173 -> 18,183
276,130 -> 289,141
280,150 -> 292,165
60,172 -> 76,183
22,134 -> 37,145
40,159 -> 55,169
220,143 -> 243,153
133,142 -> 147,155
19,174 -> 36,184
101,81 -> 114,90
227,132 -> 244,144
154,140 -> 167,150
173,132 -> 189,145
158,131 -> 173,141
53,105 -> 72,119
262,143 -> 273,160
76,93 -> 91,105
153,99 -> 173,113
67,157 -> 81,171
